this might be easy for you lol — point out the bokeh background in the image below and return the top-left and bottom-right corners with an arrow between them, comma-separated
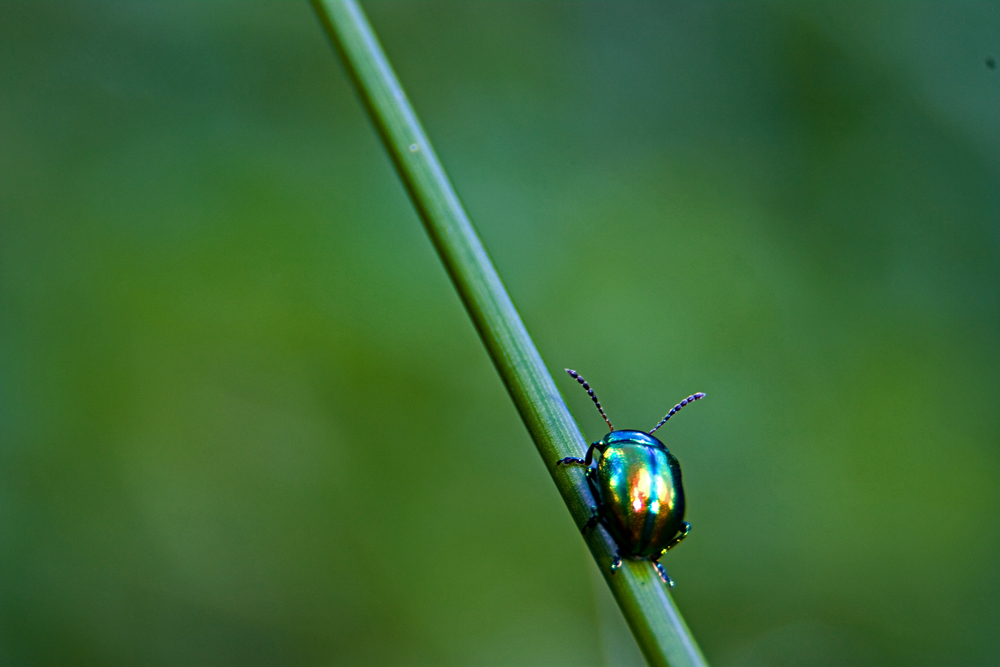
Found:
2,2 -> 998,665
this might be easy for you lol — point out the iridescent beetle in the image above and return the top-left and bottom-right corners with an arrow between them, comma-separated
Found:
558,369 -> 705,587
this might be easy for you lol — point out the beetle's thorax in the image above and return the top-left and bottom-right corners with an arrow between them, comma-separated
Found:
602,429 -> 669,452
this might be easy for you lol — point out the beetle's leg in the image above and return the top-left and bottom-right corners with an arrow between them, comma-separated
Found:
649,522 -> 688,587
652,559 -> 675,588
662,521 -> 691,552
610,549 -> 622,575
584,468 -> 607,530
557,442 -> 602,467
581,481 -> 608,535
556,456 -> 587,466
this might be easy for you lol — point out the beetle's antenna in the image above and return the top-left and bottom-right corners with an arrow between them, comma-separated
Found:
566,369 -> 614,432
649,392 -> 706,435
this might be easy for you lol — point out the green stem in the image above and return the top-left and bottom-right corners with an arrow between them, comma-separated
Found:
311,2 -> 710,665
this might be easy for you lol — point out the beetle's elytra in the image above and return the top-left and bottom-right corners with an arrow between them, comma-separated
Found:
558,369 -> 705,587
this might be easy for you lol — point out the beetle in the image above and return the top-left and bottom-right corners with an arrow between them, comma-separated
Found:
557,368 -> 705,587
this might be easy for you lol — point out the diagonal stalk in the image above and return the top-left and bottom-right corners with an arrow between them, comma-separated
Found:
311,2 -> 710,665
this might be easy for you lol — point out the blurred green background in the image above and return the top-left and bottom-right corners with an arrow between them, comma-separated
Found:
2,2 -> 998,665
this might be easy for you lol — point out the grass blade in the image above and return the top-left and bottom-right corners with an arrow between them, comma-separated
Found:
311,2 -> 710,665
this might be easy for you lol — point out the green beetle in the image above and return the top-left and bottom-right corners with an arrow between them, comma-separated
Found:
558,369 -> 705,587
